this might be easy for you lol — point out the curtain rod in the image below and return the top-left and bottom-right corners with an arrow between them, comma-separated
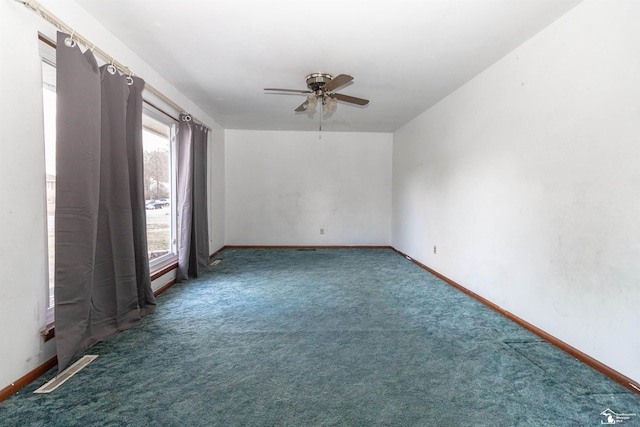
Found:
16,0 -> 210,129
38,33 -> 180,124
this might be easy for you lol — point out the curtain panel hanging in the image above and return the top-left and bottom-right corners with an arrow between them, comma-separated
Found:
54,32 -> 156,373
176,115 -> 209,282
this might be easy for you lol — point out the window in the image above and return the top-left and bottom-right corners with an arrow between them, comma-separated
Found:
39,37 -> 178,325
41,40 -> 56,323
143,110 -> 178,268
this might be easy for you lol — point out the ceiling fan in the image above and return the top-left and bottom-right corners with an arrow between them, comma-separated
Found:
264,73 -> 369,115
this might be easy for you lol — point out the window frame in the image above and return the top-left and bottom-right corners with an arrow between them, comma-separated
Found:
39,37 -> 57,325
142,105 -> 179,272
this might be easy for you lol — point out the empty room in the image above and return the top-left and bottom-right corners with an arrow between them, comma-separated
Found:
1,0 -> 639,425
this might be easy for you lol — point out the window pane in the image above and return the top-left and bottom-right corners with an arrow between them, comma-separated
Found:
142,116 -> 174,262
42,60 -> 56,310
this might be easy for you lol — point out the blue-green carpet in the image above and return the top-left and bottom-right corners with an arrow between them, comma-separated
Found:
1,248 -> 638,426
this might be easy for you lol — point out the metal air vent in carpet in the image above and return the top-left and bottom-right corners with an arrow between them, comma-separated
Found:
33,355 -> 98,393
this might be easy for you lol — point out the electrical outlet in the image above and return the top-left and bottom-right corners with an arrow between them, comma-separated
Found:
433,245 -> 437,254
320,228 -> 324,235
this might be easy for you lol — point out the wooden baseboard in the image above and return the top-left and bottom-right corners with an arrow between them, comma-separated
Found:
154,279 -> 177,297
391,248 -> 640,395
0,356 -> 58,403
209,247 -> 225,259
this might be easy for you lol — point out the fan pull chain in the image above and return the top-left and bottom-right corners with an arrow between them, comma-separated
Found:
318,104 -> 322,139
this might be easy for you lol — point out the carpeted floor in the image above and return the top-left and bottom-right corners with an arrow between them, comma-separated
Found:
1,248 -> 638,426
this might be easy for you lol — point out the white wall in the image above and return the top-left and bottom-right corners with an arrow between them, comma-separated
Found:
0,0 -> 56,391
392,0 -> 640,383
0,0 -> 222,390
225,130 -> 392,246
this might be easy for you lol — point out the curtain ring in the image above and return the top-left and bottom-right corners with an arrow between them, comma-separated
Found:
126,69 -> 134,86
64,29 -> 77,48
182,114 -> 192,122
107,58 -> 117,75
90,43 -> 96,52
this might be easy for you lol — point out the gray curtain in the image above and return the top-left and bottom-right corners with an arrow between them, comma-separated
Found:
176,114 -> 209,281
55,32 -> 156,373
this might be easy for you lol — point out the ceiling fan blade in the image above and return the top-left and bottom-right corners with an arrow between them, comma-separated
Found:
331,93 -> 369,106
322,74 -> 353,92
264,88 -> 312,94
295,100 -> 309,112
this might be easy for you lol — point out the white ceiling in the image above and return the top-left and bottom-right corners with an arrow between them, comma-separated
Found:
74,0 -> 582,132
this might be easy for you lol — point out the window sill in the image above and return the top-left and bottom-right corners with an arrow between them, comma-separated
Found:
150,259 -> 178,281
40,323 -> 55,343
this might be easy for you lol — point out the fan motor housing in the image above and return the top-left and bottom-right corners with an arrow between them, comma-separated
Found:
306,73 -> 333,94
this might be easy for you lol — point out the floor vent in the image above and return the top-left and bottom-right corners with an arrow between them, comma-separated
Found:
33,355 -> 98,394
211,259 -> 222,266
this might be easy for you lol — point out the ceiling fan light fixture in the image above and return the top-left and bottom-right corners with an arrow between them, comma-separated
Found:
306,95 -> 317,113
323,96 -> 337,115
